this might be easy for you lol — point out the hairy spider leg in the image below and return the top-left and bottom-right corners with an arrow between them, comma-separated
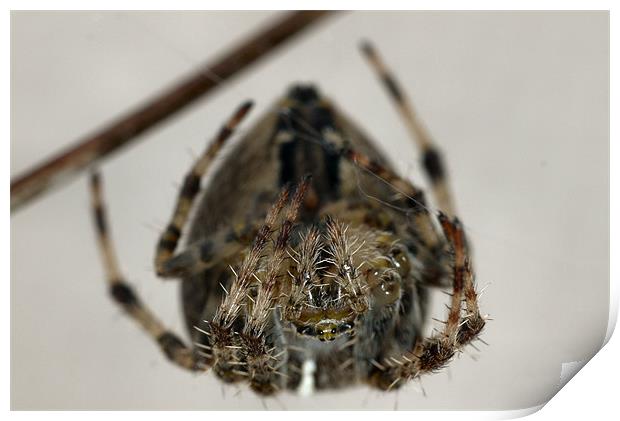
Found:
240,176 -> 310,394
361,41 -> 455,217
244,176 -> 310,337
155,100 -> 254,277
206,185 -> 291,384
90,172 -> 203,371
323,216 -> 371,313
338,145 -> 443,259
368,214 -> 486,390
158,226 -> 248,279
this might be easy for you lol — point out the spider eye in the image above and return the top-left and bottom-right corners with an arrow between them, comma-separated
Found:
370,270 -> 402,307
390,246 -> 411,277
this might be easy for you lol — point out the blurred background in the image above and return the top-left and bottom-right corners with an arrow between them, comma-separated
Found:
11,11 -> 609,410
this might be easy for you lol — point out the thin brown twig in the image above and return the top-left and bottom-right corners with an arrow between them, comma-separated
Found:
11,11 -> 337,213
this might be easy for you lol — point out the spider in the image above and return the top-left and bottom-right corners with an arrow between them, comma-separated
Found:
90,41 -> 487,396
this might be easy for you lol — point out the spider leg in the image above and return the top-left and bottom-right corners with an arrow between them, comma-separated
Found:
361,41 -> 455,216
324,216 -> 371,313
240,176 -> 310,394
155,100 -> 254,277
90,173 -> 203,371
367,213 -> 486,390
158,228 -> 246,278
244,176 -> 309,336
339,144 -> 443,258
205,184 -> 291,385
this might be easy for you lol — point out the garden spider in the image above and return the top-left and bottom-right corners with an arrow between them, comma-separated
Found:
90,41 -> 486,396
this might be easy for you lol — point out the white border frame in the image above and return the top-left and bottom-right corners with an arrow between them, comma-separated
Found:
5,1 -> 616,418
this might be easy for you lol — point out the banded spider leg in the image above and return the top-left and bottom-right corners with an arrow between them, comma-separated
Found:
90,100 -> 254,372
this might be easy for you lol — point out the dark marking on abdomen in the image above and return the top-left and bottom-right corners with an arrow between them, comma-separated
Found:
275,86 -> 342,202
279,139 -> 298,187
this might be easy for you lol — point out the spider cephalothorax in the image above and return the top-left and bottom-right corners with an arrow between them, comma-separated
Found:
90,41 -> 486,397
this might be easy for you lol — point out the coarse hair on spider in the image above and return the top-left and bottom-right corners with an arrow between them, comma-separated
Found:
89,40 -> 488,397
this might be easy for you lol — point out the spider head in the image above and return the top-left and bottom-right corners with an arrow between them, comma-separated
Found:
286,218 -> 411,342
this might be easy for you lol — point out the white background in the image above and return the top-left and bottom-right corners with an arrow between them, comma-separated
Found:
10,11 -> 609,411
